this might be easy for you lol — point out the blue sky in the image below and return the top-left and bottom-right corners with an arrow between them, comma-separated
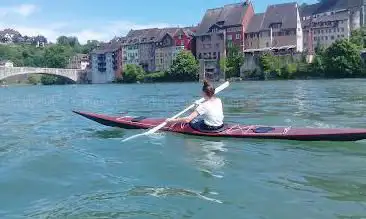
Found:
0,0 -> 318,44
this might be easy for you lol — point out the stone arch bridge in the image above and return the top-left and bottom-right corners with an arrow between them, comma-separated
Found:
0,66 -> 85,82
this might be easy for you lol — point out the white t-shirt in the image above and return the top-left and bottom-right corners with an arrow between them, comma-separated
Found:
195,97 -> 224,126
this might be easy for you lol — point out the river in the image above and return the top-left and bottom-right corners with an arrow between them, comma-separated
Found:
1,79 -> 366,218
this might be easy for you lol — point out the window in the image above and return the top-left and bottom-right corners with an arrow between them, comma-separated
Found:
266,42 -> 269,47
227,35 -> 232,40
331,35 -> 335,40
236,34 -> 241,39
341,28 -> 344,32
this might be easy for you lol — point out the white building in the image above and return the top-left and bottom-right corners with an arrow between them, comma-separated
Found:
67,54 -> 89,70
0,60 -> 14,67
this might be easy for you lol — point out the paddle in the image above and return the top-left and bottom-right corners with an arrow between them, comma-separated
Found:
121,81 -> 230,142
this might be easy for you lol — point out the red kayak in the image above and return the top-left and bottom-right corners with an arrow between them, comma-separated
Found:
73,110 -> 366,141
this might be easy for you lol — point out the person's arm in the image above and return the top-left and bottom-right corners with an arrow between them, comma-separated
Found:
166,110 -> 199,123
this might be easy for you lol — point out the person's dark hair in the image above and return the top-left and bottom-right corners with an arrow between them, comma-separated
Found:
202,80 -> 215,98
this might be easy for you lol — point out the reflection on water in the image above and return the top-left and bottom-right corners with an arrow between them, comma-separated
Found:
183,138 -> 227,178
25,186 -> 222,218
304,175 -> 366,202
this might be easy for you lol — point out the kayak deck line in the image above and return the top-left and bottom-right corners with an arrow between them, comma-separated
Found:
72,110 -> 366,141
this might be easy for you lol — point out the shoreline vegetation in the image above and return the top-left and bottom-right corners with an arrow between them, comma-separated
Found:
0,28 -> 365,85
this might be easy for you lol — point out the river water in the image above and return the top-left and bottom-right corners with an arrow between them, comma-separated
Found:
1,79 -> 366,218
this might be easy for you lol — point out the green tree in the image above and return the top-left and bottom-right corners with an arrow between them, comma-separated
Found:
56,36 -> 70,46
259,52 -> 282,79
350,27 -> 366,49
80,40 -> 100,53
219,57 -> 227,79
167,50 -> 199,81
27,75 -> 39,85
323,39 -> 363,77
43,44 -> 73,68
122,64 -> 145,83
226,45 -> 244,78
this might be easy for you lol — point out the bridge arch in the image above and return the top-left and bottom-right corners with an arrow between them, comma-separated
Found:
0,66 -> 82,82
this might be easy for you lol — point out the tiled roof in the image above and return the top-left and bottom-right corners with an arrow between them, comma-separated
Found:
245,2 -> 298,33
90,42 -> 121,54
261,2 -> 298,30
311,11 -> 349,22
195,2 -> 250,36
246,13 -> 265,33
300,0 -> 362,16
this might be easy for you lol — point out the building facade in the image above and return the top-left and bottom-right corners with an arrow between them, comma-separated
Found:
244,2 -> 303,53
300,0 -> 366,52
195,1 -> 255,81
123,39 -> 140,66
155,32 -> 176,71
173,27 -> 196,50
118,27 -> 196,73
90,43 -> 122,84
67,54 -> 89,70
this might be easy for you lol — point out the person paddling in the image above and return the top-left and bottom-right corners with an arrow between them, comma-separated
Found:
166,80 -> 224,131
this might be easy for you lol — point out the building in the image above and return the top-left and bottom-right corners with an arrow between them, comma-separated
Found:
244,2 -> 303,53
195,1 -> 255,81
155,29 -> 176,71
300,0 -> 366,52
120,27 -> 196,73
240,2 -> 303,74
174,27 -> 196,51
89,42 -> 122,84
67,54 -> 89,70
0,60 -> 14,67
122,28 -> 161,72
123,38 -> 140,67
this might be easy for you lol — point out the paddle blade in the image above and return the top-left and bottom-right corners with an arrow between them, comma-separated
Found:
121,133 -> 146,142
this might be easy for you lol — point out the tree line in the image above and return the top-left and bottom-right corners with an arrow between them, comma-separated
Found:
0,36 -> 100,85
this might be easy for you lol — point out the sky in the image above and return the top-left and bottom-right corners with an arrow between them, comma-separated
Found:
0,0 -> 318,44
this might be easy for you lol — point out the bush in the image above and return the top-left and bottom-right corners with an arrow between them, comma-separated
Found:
144,71 -> 168,82
122,64 -> 145,83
